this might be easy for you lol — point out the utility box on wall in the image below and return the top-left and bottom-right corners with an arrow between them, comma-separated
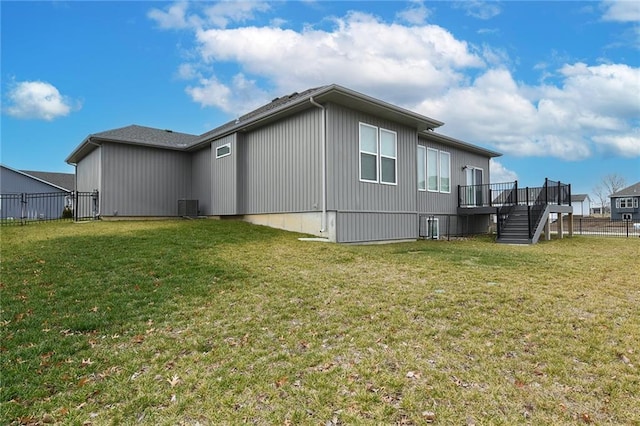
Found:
178,199 -> 199,217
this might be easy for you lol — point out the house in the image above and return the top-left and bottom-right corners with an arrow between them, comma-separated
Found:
66,84 -> 501,243
0,164 -> 74,220
610,182 -> 640,221
571,194 -> 591,217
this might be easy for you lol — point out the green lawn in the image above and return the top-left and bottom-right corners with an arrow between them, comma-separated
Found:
1,220 -> 638,425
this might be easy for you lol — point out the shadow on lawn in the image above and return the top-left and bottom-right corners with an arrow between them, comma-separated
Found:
0,220 -> 281,406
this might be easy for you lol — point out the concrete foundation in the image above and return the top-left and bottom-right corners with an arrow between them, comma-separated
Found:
242,211 -> 337,242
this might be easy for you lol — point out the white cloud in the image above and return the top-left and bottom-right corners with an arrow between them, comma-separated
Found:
186,73 -> 269,115
148,1 -> 193,29
601,0 -> 640,22
4,80 -> 77,121
148,0 -> 270,30
592,130 -> 640,157
203,1 -> 270,28
151,2 -> 639,160
396,1 -> 432,25
192,12 -> 484,105
416,64 -> 640,159
454,1 -> 501,20
176,63 -> 200,80
490,159 -> 518,183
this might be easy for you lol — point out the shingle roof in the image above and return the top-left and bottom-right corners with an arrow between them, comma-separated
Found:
67,84 -> 496,163
610,182 -> 640,198
196,86 -> 328,143
571,194 -> 590,202
92,124 -> 199,149
20,170 -> 75,191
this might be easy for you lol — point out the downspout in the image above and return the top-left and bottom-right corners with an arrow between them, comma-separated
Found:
87,138 -> 102,217
309,97 -> 327,233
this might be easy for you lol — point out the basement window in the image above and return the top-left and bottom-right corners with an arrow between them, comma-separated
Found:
216,143 -> 231,159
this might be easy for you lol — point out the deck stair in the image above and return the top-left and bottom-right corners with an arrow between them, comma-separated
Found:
497,206 -> 531,244
496,204 -> 551,244
458,178 -> 573,245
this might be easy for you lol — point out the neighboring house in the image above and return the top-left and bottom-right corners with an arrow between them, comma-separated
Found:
590,205 -> 609,216
610,182 -> 640,221
0,164 -> 74,219
571,194 -> 591,217
66,84 -> 501,243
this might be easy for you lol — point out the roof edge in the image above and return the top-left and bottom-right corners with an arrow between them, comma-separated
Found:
191,84 -> 446,148
419,131 -> 502,158
1,163 -> 72,192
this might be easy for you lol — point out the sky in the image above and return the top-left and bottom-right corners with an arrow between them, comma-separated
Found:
1,0 -> 639,200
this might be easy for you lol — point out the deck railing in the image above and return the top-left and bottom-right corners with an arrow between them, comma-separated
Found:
460,179 -> 571,242
459,179 -> 571,209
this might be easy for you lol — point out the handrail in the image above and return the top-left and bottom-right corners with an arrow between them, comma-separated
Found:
459,180 -> 571,208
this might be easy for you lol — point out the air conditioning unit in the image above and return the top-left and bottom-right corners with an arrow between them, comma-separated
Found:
178,199 -> 199,218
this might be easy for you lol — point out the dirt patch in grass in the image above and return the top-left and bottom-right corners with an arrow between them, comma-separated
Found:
1,221 -> 638,424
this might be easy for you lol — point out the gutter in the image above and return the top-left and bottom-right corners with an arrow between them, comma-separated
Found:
309,97 -> 327,233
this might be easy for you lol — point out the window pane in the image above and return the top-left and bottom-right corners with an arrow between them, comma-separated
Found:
440,151 -> 450,192
216,144 -> 230,158
361,153 -> 377,181
417,146 -> 426,191
381,157 -> 396,184
427,148 -> 438,191
380,130 -> 396,157
360,124 -> 378,153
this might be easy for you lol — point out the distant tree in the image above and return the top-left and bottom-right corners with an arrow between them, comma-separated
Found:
592,173 -> 627,215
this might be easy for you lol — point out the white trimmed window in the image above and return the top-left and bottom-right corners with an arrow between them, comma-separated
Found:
359,123 -> 397,185
426,148 -> 438,191
417,146 -> 426,191
380,129 -> 397,185
617,197 -> 638,208
359,123 -> 378,182
216,143 -> 231,159
421,147 -> 451,194
439,151 -> 451,193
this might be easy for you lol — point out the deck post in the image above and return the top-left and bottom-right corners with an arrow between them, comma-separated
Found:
568,213 -> 574,237
545,214 -> 551,240
558,212 -> 564,239
545,178 -> 549,204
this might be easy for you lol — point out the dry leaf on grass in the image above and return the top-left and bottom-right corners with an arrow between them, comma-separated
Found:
167,374 -> 180,387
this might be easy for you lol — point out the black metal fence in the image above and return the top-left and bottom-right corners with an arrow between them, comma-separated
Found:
419,214 -> 490,240
551,217 -> 640,238
0,191 -> 99,226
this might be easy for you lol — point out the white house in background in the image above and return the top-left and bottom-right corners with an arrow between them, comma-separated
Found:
571,194 -> 591,217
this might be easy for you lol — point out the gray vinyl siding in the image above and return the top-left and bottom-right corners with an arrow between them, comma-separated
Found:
239,108 -> 323,214
0,167 -> 70,219
211,134 -> 238,215
417,137 -> 490,214
1,167 -> 68,194
101,143 -> 191,216
76,147 -> 101,193
336,212 -> 417,243
191,145 -> 212,215
326,103 -> 417,213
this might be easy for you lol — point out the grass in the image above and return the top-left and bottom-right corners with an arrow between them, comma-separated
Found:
1,220 -> 639,425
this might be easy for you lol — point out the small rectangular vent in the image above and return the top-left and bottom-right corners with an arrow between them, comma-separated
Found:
178,199 -> 198,217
